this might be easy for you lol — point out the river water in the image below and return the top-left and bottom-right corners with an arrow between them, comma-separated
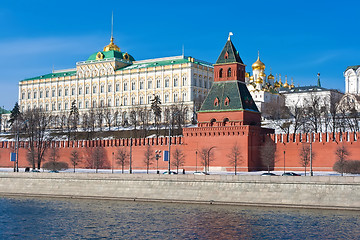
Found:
0,197 -> 359,240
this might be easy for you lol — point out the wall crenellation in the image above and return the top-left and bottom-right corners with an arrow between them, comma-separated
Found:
270,131 -> 359,144
0,136 -> 183,149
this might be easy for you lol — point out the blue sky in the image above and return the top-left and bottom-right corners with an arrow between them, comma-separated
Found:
1,0 -> 359,109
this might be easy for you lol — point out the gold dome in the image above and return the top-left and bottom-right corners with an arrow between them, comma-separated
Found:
283,76 -> 289,88
274,81 -> 280,88
255,76 -> 263,84
267,73 -> 274,80
103,37 -> 121,52
245,72 -> 250,78
252,53 -> 265,70
249,76 -> 254,81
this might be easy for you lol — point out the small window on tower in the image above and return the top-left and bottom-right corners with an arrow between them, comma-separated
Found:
224,51 -> 229,59
219,68 -> 223,78
224,96 -> 230,106
227,68 -> 231,77
214,97 -> 219,107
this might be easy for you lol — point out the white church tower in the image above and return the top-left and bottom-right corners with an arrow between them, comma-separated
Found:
344,65 -> 360,95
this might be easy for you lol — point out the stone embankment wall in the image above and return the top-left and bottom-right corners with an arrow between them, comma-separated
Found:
0,173 -> 359,210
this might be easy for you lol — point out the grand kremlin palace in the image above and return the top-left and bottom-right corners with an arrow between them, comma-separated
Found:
18,37 -> 213,123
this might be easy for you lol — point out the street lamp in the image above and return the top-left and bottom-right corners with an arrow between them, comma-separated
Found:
129,138 -> 133,174
112,152 -> 114,174
206,146 -> 216,174
195,150 -> 198,172
310,134 -> 313,176
283,150 -> 285,174
155,150 -> 161,174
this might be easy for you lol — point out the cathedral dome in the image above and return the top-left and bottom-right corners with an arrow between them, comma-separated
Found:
274,81 -> 280,88
267,74 -> 274,80
245,72 -> 250,78
252,54 -> 265,70
255,76 -> 263,84
103,37 -> 120,52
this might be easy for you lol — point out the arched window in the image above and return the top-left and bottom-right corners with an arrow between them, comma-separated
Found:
227,68 -> 231,77
214,97 -> 219,107
210,118 -> 216,126
223,118 -> 229,126
224,96 -> 230,106
219,68 -> 223,78
131,81 -> 136,90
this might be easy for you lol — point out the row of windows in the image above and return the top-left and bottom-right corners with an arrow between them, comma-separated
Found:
20,76 -> 199,100
22,92 -> 189,112
219,68 -> 232,78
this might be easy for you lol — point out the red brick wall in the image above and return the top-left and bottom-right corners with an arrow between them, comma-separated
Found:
1,132 -> 359,172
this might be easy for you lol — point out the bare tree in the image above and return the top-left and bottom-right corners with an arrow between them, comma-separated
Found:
96,107 -> 104,131
200,146 -> 216,173
143,144 -> 154,174
151,95 -> 162,136
103,107 -> 113,131
260,138 -> 276,172
82,108 -> 96,139
172,148 -> 185,173
47,147 -> 60,162
328,94 -> 342,135
85,147 -> 109,173
193,95 -> 205,123
44,147 -> 68,171
69,149 -> 82,173
59,113 -> 67,131
23,108 -> 52,170
116,148 -> 129,173
139,106 -> 150,138
227,143 -> 242,175
129,106 -> 140,138
334,145 -> 350,176
289,103 -> 305,138
299,144 -> 315,176
304,94 -> 325,133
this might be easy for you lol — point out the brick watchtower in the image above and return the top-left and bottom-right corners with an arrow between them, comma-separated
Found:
197,36 -> 261,127
183,35 -> 273,172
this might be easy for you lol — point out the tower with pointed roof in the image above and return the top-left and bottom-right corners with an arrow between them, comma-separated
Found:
197,35 -> 261,127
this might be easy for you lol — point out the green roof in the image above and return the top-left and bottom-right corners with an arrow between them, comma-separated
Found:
345,65 -> 360,72
118,57 -> 213,71
22,70 -> 77,82
215,39 -> 244,65
0,107 -> 10,114
199,80 -> 259,113
87,50 -> 135,62
21,56 -> 213,82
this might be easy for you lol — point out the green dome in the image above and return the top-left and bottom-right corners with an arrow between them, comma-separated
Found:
87,50 -> 135,62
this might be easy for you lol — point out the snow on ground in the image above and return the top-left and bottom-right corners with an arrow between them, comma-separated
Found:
1,167 -> 358,176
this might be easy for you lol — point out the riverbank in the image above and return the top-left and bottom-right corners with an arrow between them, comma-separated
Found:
0,172 -> 359,210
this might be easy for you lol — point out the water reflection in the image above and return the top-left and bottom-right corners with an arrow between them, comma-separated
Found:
0,197 -> 359,239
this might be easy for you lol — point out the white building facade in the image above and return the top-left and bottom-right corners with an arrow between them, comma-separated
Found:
280,86 -> 344,111
18,37 -> 213,123
344,65 -> 360,95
